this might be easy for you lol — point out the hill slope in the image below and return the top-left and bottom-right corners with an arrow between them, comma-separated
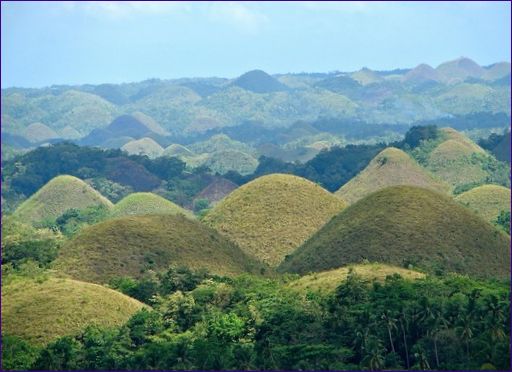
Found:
203,174 -> 346,266
232,70 -> 289,93
13,175 -> 113,224
455,184 -> 511,223
23,122 -> 60,143
279,186 -> 510,278
110,192 -> 194,218
54,214 -> 264,283
336,147 -> 450,204
1,277 -> 145,345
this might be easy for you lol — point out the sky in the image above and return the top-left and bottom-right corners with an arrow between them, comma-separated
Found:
1,1 -> 510,88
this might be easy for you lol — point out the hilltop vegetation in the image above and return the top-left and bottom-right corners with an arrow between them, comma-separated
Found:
279,186 -> 510,278
54,214 -> 264,283
13,175 -> 113,225
1,276 -> 145,345
336,147 -> 450,203
121,137 -> 164,158
204,174 -> 345,266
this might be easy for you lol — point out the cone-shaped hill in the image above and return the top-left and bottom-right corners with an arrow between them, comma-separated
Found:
163,143 -> 195,157
203,174 -> 346,267
336,147 -> 450,204
13,175 -> 113,224
232,70 -> 289,93
287,263 -> 425,294
23,122 -> 60,143
279,186 -> 510,279
426,128 -> 496,189
121,137 -> 164,158
1,277 -> 146,345
455,185 -> 511,224
110,192 -> 194,219
54,214 -> 264,284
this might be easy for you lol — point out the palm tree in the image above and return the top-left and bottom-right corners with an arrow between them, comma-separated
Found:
362,336 -> 385,371
381,311 -> 397,354
399,311 -> 410,369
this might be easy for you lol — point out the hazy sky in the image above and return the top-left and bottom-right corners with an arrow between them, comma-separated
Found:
1,1 -> 510,88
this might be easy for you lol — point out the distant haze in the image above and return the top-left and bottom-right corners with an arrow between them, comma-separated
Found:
1,1 -> 510,88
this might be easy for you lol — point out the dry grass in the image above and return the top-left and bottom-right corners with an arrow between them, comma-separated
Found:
336,147 -> 450,204
54,214 -> 264,284
455,184 -> 511,223
203,174 -> 346,267
1,277 -> 146,345
110,192 -> 194,219
279,186 -> 510,279
13,175 -> 113,224
287,263 -> 425,294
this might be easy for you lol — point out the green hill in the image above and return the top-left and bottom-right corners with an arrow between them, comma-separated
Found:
13,175 -> 113,224
279,186 -> 510,278
131,111 -> 169,136
232,69 -> 289,93
483,62 -> 511,81
455,184 -> 511,224
1,277 -> 145,345
350,68 -> 383,85
121,137 -> 164,158
436,57 -> 485,83
287,263 -> 426,294
203,174 -> 346,267
189,134 -> 255,155
22,122 -> 59,143
110,192 -> 194,219
403,64 -> 441,83
203,150 -> 259,175
336,147 -> 450,204
54,214 -> 264,284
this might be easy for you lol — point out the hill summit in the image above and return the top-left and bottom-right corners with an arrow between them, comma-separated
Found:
110,192 -> 194,219
232,70 -> 289,93
203,174 -> 346,266
279,186 -> 510,278
13,175 -> 113,224
336,147 -> 449,204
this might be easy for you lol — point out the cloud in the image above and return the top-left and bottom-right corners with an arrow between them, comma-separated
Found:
60,1 -> 191,19
206,2 -> 269,34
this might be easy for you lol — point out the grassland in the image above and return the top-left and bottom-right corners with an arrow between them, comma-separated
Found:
121,137 -> 164,158
455,184 -> 511,223
287,263 -> 426,294
1,277 -> 146,345
110,192 -> 194,219
54,214 -> 264,284
13,175 -> 113,224
336,147 -> 450,204
203,174 -> 346,267
279,186 -> 510,278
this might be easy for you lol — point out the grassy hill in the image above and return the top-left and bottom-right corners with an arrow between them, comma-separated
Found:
436,57 -> 485,83
336,147 -> 450,204
203,174 -> 346,267
131,111 -> 169,136
287,263 -> 425,294
403,64 -> 441,83
421,128 -> 509,190
121,137 -> 164,158
54,214 -> 264,283
455,184 -> 511,224
231,69 -> 289,93
22,123 -> 60,143
1,277 -> 145,345
13,175 -> 113,224
279,186 -> 510,278
110,192 -> 194,219
203,150 -> 259,175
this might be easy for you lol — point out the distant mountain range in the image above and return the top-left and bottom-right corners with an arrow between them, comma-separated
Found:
2,57 -> 509,141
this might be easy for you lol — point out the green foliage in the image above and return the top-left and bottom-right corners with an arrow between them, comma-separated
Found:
193,198 -> 210,213
495,211 -> 510,235
52,205 -> 110,236
18,273 -> 509,370
2,335 -> 41,371
403,125 -> 439,148
87,177 -> 133,203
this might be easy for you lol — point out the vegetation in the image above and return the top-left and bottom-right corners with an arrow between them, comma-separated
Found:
12,175 -> 113,225
287,263 -> 426,294
1,276 -> 146,345
204,174 -> 346,266
455,184 -> 510,225
110,192 -> 194,219
336,147 -> 450,204
121,137 -> 164,159
279,186 -> 510,278
54,214 -> 265,284
5,273 -> 509,370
